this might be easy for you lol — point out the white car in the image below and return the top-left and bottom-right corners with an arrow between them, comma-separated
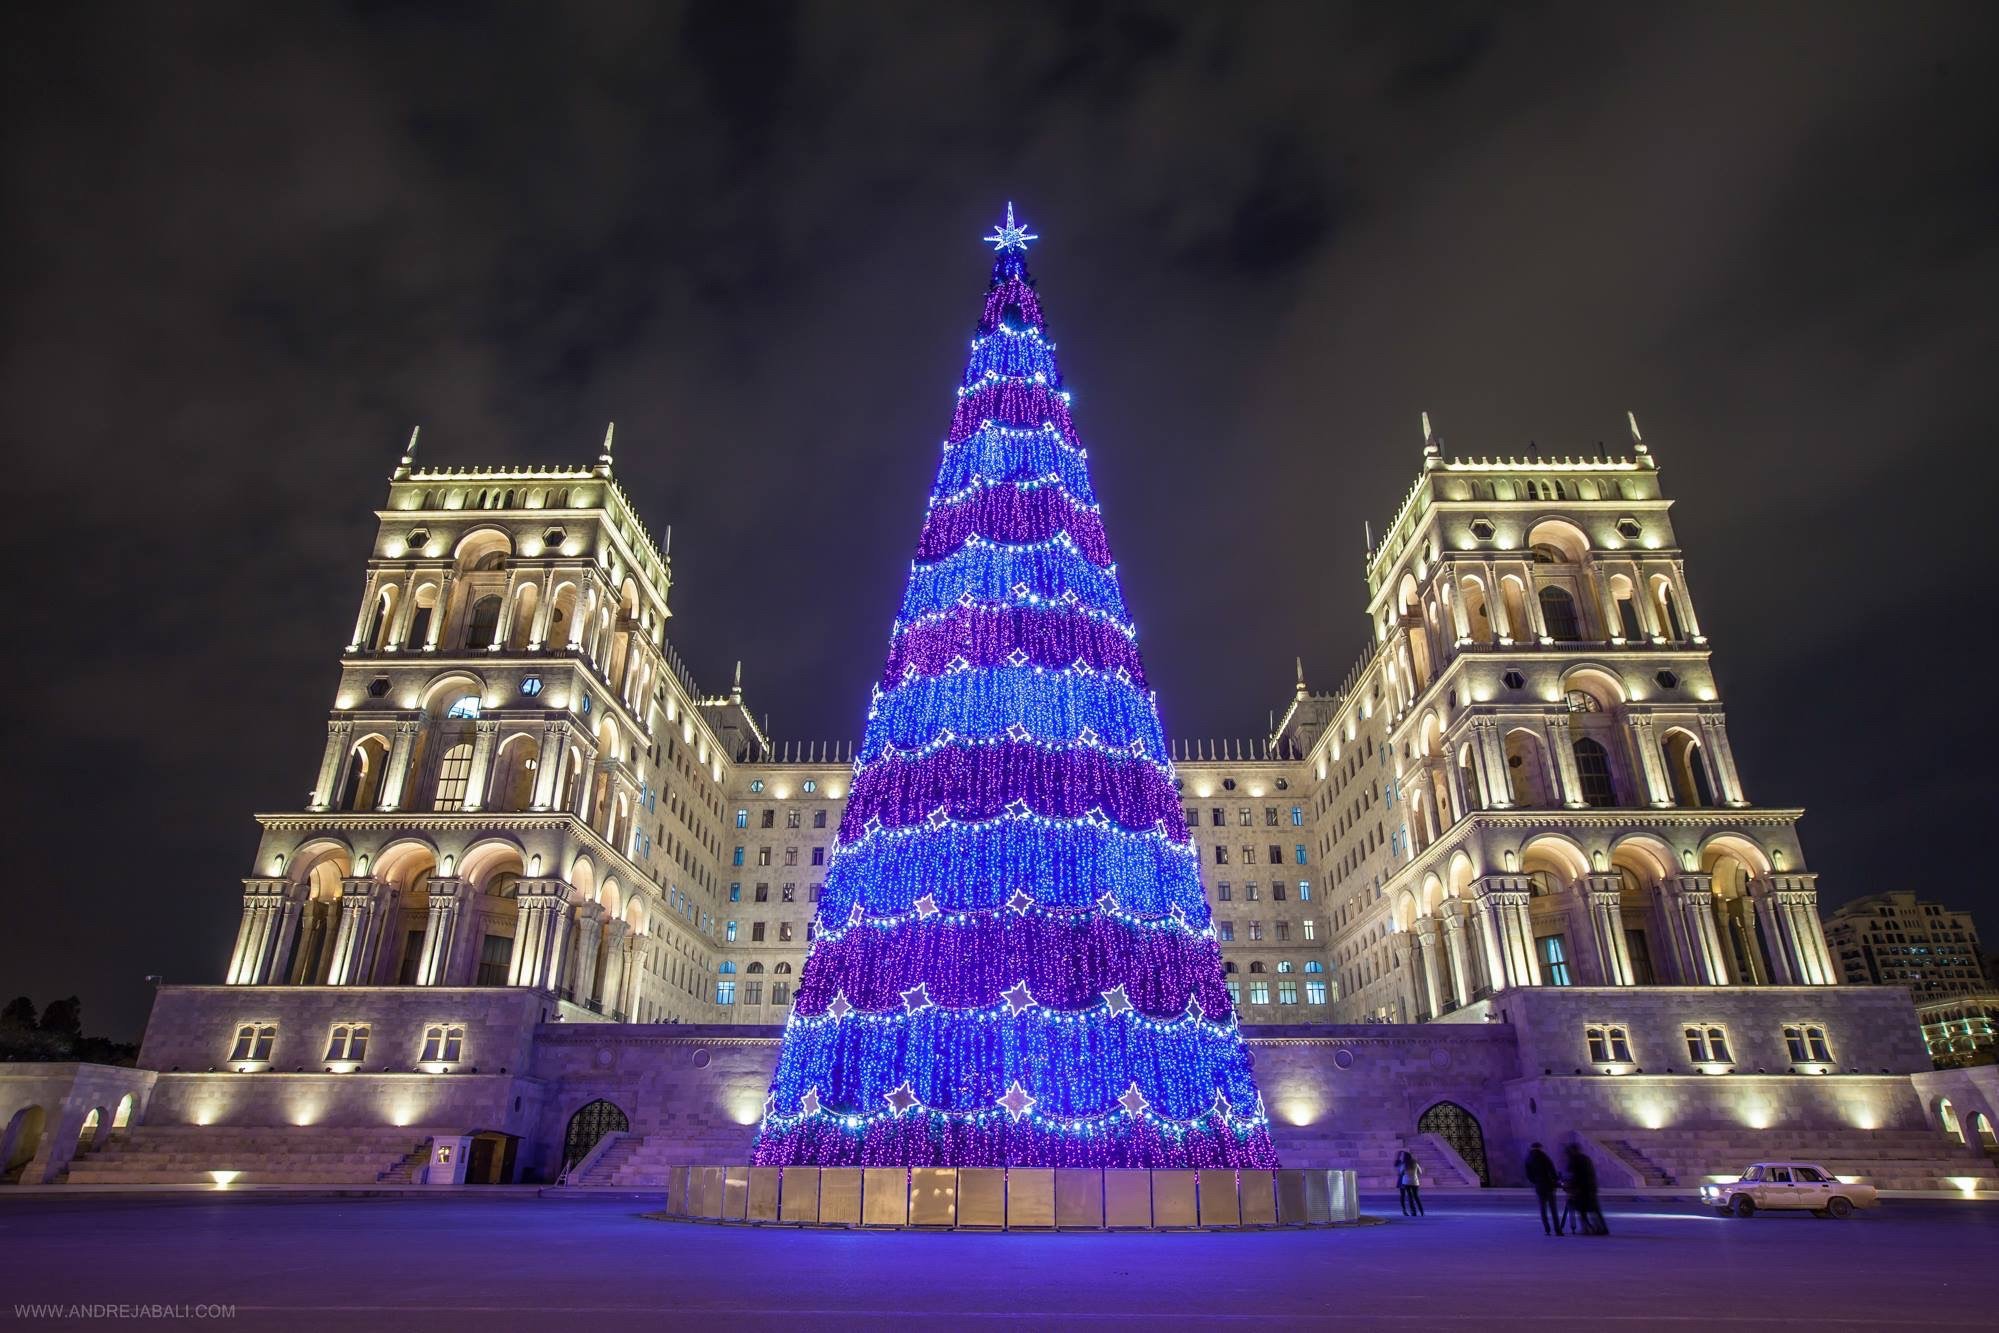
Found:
1701,1162 -> 1879,1219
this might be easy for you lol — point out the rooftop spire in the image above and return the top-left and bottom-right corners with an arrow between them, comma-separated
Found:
1421,410 -> 1440,468
394,425 -> 420,478
1295,656 -> 1308,696
597,421 -> 616,474
1627,409 -> 1654,466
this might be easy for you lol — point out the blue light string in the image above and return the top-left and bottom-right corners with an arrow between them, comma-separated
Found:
861,667 -> 1167,759
764,1005 -> 1267,1121
931,428 -> 1096,504
816,820 -> 1208,924
898,544 -> 1128,623
964,326 -> 1063,387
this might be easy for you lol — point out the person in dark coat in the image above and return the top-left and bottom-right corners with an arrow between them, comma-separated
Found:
1394,1149 -> 1425,1217
1524,1142 -> 1562,1235
1563,1144 -> 1607,1235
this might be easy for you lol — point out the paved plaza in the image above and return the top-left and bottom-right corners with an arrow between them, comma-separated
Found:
1,1192 -> 1993,1329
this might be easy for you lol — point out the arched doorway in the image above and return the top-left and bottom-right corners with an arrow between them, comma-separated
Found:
1937,1097 -> 1963,1144
2,1105 -> 47,1183
1418,1101 -> 1489,1185
1969,1112 -> 1999,1157
562,1099 -> 629,1169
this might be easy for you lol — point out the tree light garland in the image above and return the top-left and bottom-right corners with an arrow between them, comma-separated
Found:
752,211 -> 1277,1170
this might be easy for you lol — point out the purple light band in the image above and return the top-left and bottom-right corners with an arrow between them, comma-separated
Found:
792,913 -> 1235,1020
949,382 -> 1080,447
752,1117 -> 1278,1170
883,605 -> 1149,688
978,274 -> 1046,334
840,744 -> 1186,839
915,486 -> 1113,565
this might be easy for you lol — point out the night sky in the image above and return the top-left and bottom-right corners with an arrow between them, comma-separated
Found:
6,3 -> 1997,1040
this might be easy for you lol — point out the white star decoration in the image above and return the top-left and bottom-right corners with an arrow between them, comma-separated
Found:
800,1087 -> 822,1118
1095,891 -> 1120,915
848,903 -> 865,927
1102,984 -> 1132,1016
1168,902 -> 1189,929
913,894 -> 939,919
1005,721 -> 1029,743
826,991 -> 854,1022
901,982 -> 933,1015
1083,806 -> 1110,828
947,655 -> 971,672
1072,657 -> 1093,675
1006,888 -> 1035,915
926,805 -> 952,830
1006,648 -> 1029,667
1004,797 -> 1031,819
1118,1082 -> 1150,1117
1060,589 -> 1079,605
762,1091 -> 778,1122
1186,994 -> 1206,1022
956,590 -> 977,608
1077,726 -> 1098,746
884,1082 -> 920,1115
1002,980 -> 1037,1015
983,202 -> 1040,253
863,815 -> 883,837
1211,1089 -> 1233,1124
998,1080 -> 1037,1122
1011,581 -> 1031,598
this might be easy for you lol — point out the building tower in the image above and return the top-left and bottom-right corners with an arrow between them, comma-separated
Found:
1278,413 -> 1839,1027
222,429 -> 759,1029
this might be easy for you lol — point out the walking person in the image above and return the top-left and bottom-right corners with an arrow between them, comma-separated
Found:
1564,1143 -> 1607,1235
1395,1149 -> 1425,1217
1525,1141 -> 1563,1235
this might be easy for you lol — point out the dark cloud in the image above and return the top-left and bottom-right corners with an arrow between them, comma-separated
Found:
4,1 -> 1996,1037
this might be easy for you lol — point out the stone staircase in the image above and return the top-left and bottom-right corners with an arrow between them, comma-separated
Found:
1596,1126 -> 1999,1192
567,1132 -> 640,1186
63,1126 -> 437,1186
1598,1137 -> 1675,1187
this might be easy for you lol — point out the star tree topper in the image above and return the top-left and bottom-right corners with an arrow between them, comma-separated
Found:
984,201 -> 1039,253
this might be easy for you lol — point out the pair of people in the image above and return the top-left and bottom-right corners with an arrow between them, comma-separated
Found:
1394,1149 -> 1425,1216
1523,1142 -> 1608,1235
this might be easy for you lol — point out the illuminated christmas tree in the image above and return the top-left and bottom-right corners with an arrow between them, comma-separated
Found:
751,206 -> 1277,1169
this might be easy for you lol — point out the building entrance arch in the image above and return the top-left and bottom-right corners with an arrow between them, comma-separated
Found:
1417,1100 -> 1489,1185
562,1098 -> 630,1169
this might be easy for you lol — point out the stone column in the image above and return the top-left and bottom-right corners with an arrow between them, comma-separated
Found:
1594,563 -> 1625,642
1627,715 -> 1672,807
1474,718 -> 1510,808
425,572 -> 455,650
1441,571 -> 1470,644
1389,933 -> 1419,1023
598,919 -> 631,1019
1414,918 -> 1446,1018
463,719 -> 501,812
1696,708 -> 1747,806
1474,875 -> 1540,990
1524,572 -> 1550,641
325,877 -> 389,985
571,903 -> 606,1010
531,720 -> 572,810
347,570 -> 387,650
379,717 -> 423,811
1441,909 -> 1472,1007
1546,715 -> 1583,807
1668,873 -> 1727,985
616,930 -> 643,1020
310,720 -> 355,812
1669,562 -> 1704,639
1579,874 -> 1635,985
1483,563 -> 1512,642
417,877 -> 468,986
227,878 -> 291,985
1755,873 -> 1833,985
508,878 -> 575,990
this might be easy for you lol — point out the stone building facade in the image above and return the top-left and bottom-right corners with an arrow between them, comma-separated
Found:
7,422 -> 1994,1190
